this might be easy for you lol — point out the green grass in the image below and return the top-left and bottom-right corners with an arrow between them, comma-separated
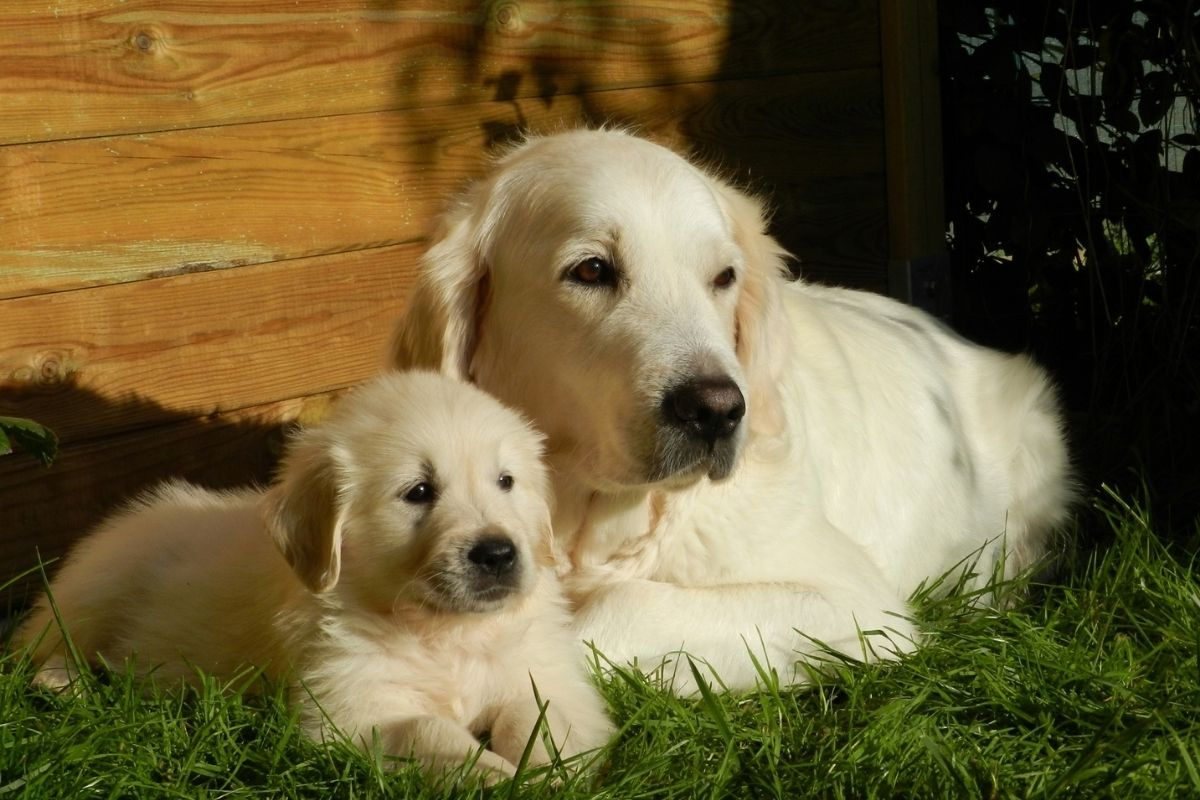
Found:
2,487 -> 1198,799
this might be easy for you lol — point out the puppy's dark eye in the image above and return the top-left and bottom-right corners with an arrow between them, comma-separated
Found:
713,267 -> 737,290
402,482 -> 436,504
498,473 -> 514,492
566,257 -> 618,288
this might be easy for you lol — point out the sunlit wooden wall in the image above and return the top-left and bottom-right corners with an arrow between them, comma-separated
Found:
0,0 -> 938,597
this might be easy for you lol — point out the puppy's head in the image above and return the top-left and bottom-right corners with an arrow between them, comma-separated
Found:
263,371 -> 551,615
390,129 -> 791,493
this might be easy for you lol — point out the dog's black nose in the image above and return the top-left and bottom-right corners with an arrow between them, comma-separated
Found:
664,377 -> 746,442
467,535 -> 518,578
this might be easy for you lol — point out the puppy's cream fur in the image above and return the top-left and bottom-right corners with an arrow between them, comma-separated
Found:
16,371 -> 613,781
390,129 -> 1074,693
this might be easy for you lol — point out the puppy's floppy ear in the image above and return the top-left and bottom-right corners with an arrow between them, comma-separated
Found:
262,436 -> 345,593
389,188 -> 491,381
714,180 -> 793,438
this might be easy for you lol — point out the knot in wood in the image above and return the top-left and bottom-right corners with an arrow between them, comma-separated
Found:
33,353 -> 71,386
494,3 -> 524,34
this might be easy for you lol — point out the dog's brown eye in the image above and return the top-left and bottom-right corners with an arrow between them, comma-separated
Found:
402,482 -> 436,504
567,257 -> 617,288
498,474 -> 514,492
713,267 -> 737,289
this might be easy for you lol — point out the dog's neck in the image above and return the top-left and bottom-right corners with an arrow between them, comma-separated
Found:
545,432 -> 790,580
548,463 -> 674,575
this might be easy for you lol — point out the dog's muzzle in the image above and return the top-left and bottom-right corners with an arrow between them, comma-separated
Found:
653,376 -> 746,482
463,533 -> 523,601
664,377 -> 746,441
429,530 -> 526,612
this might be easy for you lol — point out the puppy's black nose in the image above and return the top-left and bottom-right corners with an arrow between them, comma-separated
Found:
467,535 -> 518,578
664,377 -> 746,442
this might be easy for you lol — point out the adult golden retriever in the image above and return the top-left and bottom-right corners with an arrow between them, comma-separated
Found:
390,129 -> 1073,692
17,372 -> 612,781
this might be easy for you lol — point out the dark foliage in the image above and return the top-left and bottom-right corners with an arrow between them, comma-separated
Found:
939,0 -> 1200,529
0,417 -> 57,468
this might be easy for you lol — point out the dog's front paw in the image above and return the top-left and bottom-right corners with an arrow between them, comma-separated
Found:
463,750 -> 520,786
31,655 -> 88,695
570,586 -> 655,663
642,652 -> 707,697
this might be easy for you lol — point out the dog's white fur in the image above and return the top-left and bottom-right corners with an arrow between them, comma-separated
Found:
389,129 -> 1074,693
16,371 -> 613,781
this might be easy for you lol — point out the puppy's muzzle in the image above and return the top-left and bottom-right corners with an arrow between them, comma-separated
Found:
467,535 -> 518,579
463,532 -> 523,602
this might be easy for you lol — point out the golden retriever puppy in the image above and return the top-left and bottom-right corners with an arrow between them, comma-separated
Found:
390,128 -> 1074,694
15,371 -> 613,782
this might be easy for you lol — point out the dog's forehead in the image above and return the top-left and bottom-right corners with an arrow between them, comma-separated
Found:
332,374 -> 539,472
501,137 -> 731,239
582,158 -> 720,226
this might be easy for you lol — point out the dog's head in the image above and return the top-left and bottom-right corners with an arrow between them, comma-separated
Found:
390,129 -> 791,493
262,371 -> 551,614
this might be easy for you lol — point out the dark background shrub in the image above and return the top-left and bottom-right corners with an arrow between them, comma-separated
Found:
939,0 -> 1200,532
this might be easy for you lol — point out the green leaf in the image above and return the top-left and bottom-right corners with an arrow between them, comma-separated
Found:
1039,62 -> 1065,101
1137,71 -> 1173,127
1106,106 -> 1141,136
1063,43 -> 1098,70
0,415 -> 59,467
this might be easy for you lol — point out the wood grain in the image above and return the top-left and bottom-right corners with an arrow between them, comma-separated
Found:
0,0 -> 881,145
881,0 -> 947,303
680,70 -> 888,287
0,390 -> 343,603
0,245 -> 415,446
1,70 -> 886,299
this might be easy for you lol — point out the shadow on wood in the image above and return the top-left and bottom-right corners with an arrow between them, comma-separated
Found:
0,384 -> 338,605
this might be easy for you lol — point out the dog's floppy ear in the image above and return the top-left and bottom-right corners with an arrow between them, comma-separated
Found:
262,436 -> 346,594
389,189 -> 490,381
715,180 -> 793,439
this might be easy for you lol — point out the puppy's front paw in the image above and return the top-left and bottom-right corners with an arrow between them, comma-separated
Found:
462,750 -> 519,786
490,707 -> 555,771
380,714 -> 518,786
31,655 -> 85,694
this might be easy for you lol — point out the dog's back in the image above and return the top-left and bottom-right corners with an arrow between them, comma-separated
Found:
783,282 -> 1072,592
15,481 -> 305,688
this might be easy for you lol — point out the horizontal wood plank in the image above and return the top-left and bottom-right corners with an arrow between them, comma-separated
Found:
0,0 -> 880,145
0,390 -> 343,603
0,245 -> 414,446
1,70 -> 886,299
678,72 -> 888,287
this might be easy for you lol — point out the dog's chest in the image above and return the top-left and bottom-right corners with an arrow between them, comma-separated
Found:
572,482 -> 792,585
650,492 -> 780,584
379,624 -> 530,725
